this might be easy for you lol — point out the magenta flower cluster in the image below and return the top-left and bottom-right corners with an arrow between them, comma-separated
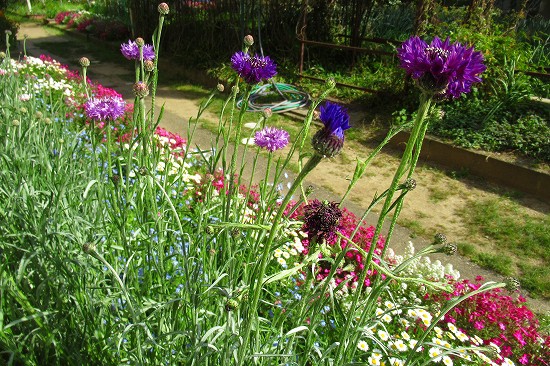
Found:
230,51 -> 277,84
288,203 -> 386,289
254,127 -> 289,152
397,36 -> 486,99
120,40 -> 155,61
84,96 -> 126,121
430,277 -> 550,365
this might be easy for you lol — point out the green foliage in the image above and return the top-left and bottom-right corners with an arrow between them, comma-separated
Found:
0,13 -> 18,49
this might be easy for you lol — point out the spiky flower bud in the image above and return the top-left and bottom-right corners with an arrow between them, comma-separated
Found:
82,242 -> 96,254
404,178 -> 417,191
144,60 -> 154,72
158,2 -> 170,15
225,298 -> 239,311
20,107 -> 27,114
434,233 -> 447,245
5,30 -> 12,36
79,57 -> 90,67
133,81 -> 149,98
243,35 -> 254,47
0,52 -> 6,59
44,118 -> 52,125
35,111 -> 43,119
311,101 -> 350,158
312,129 -> 344,158
216,83 -> 224,92
135,37 -> 145,47
12,119 -> 20,126
441,242 -> 457,256
111,174 -> 121,186
23,34 -> 28,39
231,85 -> 239,95
306,185 -> 315,195
205,225 -> 214,235
504,277 -> 520,292
326,77 -> 336,89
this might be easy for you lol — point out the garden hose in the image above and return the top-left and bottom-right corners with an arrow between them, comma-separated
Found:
237,82 -> 310,113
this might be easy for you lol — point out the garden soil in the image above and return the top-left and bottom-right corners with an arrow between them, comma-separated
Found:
18,22 -> 549,313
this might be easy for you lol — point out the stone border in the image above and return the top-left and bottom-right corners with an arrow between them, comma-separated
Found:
389,131 -> 550,203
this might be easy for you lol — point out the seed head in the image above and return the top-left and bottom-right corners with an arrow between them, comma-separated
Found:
79,57 -> 90,67
158,2 -> 170,15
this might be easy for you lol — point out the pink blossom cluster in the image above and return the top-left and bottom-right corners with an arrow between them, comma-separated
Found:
155,127 -> 187,156
287,204 -> 386,288
430,277 -> 550,365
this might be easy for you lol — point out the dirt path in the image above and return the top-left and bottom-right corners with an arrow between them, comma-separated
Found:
17,22 -> 550,313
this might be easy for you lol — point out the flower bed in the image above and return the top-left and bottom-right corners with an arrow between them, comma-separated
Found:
1,6 -> 549,365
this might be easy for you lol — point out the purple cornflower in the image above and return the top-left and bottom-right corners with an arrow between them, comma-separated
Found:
303,199 -> 343,243
120,40 -> 155,61
84,96 -> 126,121
397,36 -> 486,99
312,101 -> 350,157
254,127 -> 289,152
230,51 -> 277,84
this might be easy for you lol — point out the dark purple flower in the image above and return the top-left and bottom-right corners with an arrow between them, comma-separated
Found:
312,101 -> 350,157
230,51 -> 277,84
84,96 -> 126,121
397,36 -> 486,99
254,127 -> 289,152
303,199 -> 343,243
120,40 -> 155,61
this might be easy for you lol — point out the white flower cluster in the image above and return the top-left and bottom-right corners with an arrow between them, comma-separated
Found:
272,227 -> 307,269
385,241 -> 460,282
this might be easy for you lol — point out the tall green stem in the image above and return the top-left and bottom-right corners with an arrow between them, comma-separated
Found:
237,153 -> 323,365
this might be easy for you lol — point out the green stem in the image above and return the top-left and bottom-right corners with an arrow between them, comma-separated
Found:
237,153 -> 323,365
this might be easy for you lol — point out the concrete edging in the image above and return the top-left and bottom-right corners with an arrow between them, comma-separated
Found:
389,131 -> 550,203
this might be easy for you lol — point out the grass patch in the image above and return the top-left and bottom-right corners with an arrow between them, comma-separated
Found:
460,197 -> 550,298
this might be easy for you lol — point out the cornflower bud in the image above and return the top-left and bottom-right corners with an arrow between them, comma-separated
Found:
133,81 -> 149,98
0,52 -> 6,59
158,2 -> 170,15
230,228 -> 241,238
441,242 -> 457,256
135,37 -> 145,47
404,178 -> 417,191
326,77 -> 336,89
144,60 -> 154,72
433,233 -> 447,245
5,30 -> 12,36
216,83 -> 224,92
79,57 -> 90,67
12,119 -> 20,126
225,298 -> 239,311
263,108 -> 273,119
504,277 -> 520,292
231,85 -> 239,95
243,35 -> 254,47
82,242 -> 96,254
44,118 -> 52,125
